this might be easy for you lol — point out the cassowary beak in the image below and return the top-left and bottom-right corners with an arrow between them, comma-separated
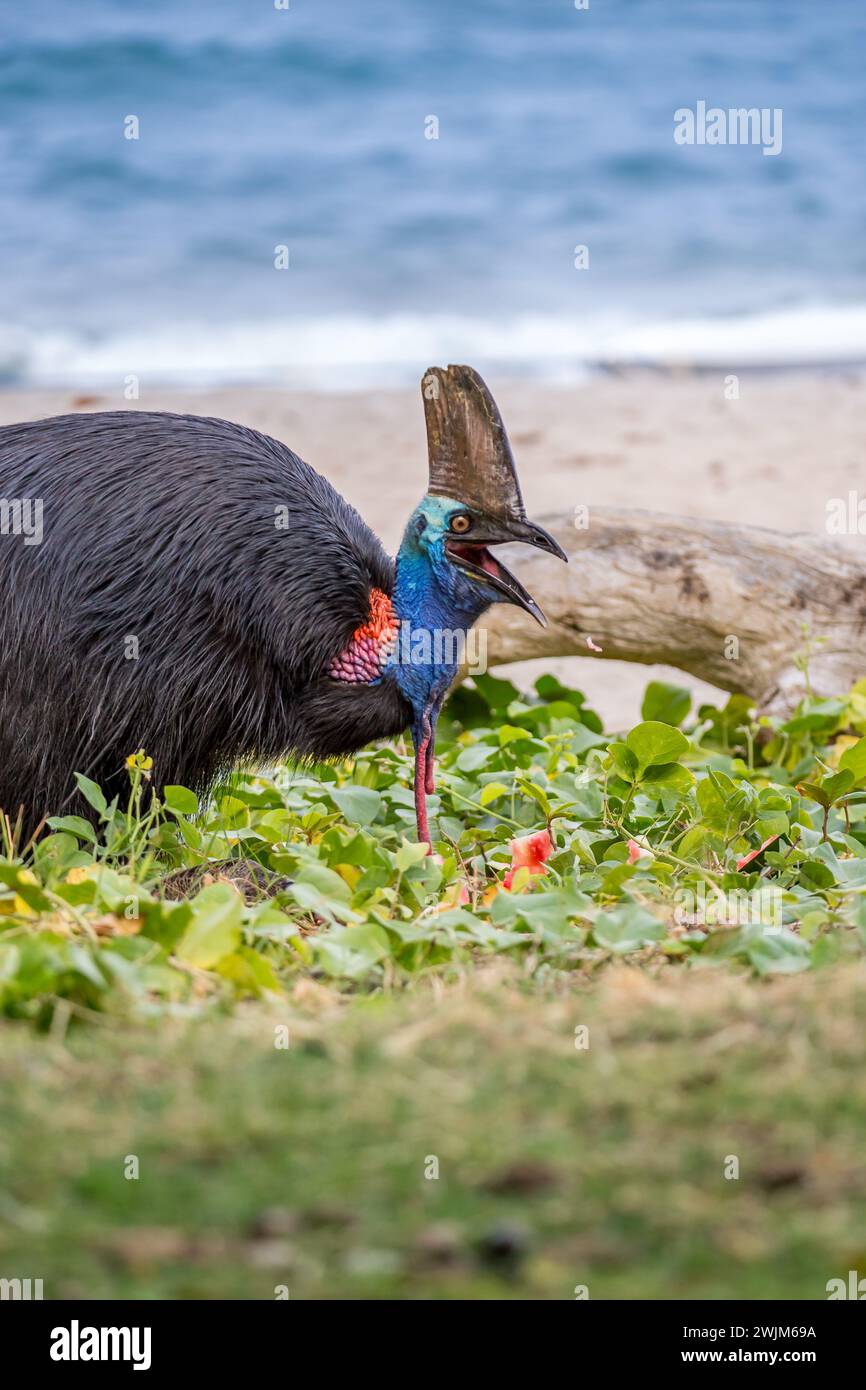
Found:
444,515 -> 567,627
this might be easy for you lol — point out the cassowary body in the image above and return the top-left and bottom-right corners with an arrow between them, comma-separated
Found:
0,367 -> 564,842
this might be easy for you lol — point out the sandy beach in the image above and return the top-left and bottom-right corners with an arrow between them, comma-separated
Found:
3,370 -> 863,729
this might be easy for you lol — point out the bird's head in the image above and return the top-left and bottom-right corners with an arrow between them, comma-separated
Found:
398,492 -> 564,627
395,365 -> 567,628
389,365 -> 568,849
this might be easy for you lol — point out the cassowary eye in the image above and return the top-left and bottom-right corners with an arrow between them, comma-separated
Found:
449,513 -> 472,534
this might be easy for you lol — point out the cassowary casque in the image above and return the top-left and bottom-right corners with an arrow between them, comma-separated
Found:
0,366 -> 565,844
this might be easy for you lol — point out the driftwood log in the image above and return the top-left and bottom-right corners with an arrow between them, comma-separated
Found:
484,508 -> 866,714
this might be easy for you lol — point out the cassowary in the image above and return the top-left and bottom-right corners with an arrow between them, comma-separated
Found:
0,365 -> 565,844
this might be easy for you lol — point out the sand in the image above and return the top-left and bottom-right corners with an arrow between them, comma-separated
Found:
3,370 -> 863,729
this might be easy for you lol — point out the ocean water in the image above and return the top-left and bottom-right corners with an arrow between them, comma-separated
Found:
1,0 -> 865,386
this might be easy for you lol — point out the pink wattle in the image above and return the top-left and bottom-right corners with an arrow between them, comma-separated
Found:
328,588 -> 398,685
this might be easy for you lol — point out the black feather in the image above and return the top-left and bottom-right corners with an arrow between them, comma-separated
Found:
0,410 -> 412,831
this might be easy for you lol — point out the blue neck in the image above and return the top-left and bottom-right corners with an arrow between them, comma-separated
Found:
388,498 -> 492,729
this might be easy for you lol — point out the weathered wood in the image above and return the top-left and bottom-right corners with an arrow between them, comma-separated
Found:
483,508 -> 866,712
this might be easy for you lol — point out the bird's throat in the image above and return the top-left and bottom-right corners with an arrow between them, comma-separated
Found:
391,541 -> 491,847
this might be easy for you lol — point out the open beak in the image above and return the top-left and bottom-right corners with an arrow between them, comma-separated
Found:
444,517 -> 567,627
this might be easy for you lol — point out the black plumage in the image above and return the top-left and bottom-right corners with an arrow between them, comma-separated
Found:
0,410 -> 411,831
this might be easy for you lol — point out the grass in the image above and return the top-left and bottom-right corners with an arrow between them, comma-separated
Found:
3,670 -> 866,1299
2,961 -> 866,1300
